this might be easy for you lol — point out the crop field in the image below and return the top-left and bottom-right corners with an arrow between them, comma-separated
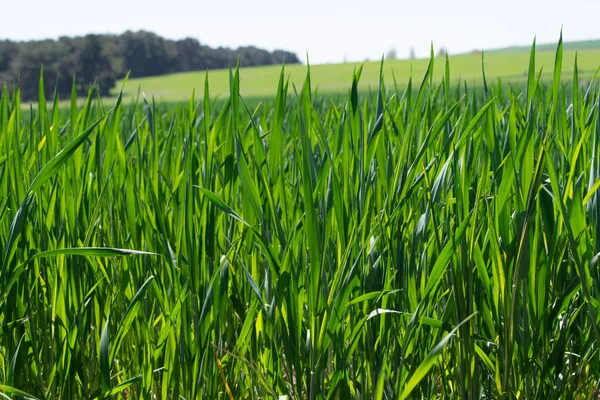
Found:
116,44 -> 600,102
2,37 -> 600,399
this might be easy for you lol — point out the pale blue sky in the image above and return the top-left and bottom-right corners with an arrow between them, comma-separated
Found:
3,0 -> 600,64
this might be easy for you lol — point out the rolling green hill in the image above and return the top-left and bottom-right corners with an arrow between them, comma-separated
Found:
483,39 -> 600,54
115,43 -> 600,102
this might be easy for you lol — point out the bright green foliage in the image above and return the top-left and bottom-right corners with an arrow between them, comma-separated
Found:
1,38 -> 600,399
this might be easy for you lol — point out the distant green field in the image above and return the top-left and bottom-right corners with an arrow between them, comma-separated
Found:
484,39 -> 600,54
116,47 -> 600,101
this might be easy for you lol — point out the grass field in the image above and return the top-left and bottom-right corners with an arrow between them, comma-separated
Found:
2,37 -> 600,398
115,44 -> 600,102
481,39 -> 600,54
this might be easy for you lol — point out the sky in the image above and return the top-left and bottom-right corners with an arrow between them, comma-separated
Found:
2,0 -> 600,64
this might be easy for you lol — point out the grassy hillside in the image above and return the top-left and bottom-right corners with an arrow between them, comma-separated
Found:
116,46 -> 600,101
484,39 -> 600,54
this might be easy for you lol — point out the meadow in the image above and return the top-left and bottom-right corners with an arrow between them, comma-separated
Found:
1,36 -> 600,399
115,44 -> 600,101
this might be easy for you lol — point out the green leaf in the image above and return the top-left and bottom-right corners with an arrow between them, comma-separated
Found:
195,186 -> 250,227
28,116 -> 105,195
100,314 -> 111,391
400,313 -> 477,400
29,247 -> 157,261
0,385 -> 39,400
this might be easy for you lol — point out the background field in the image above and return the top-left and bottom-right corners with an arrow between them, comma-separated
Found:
482,39 -> 600,54
116,45 -> 600,101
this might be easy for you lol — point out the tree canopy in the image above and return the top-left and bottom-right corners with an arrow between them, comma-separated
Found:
0,31 -> 300,100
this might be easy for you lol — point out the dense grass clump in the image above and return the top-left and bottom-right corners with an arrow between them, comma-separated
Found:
1,36 -> 600,399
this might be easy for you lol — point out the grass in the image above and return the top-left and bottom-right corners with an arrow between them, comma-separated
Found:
1,34 -> 600,398
115,44 -> 600,101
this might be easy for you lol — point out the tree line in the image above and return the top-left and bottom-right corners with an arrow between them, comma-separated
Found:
0,30 -> 300,100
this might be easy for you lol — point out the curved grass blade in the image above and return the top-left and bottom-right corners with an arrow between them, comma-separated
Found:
400,313 -> 477,400
0,385 -> 39,400
27,116 -> 105,195
29,247 -> 157,261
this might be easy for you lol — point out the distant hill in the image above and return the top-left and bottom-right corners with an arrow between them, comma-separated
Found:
478,39 -> 600,55
117,47 -> 600,102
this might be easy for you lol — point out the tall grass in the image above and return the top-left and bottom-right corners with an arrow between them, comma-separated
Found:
1,35 -> 600,399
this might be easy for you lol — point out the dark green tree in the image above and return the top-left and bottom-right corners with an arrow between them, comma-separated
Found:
0,31 -> 301,100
